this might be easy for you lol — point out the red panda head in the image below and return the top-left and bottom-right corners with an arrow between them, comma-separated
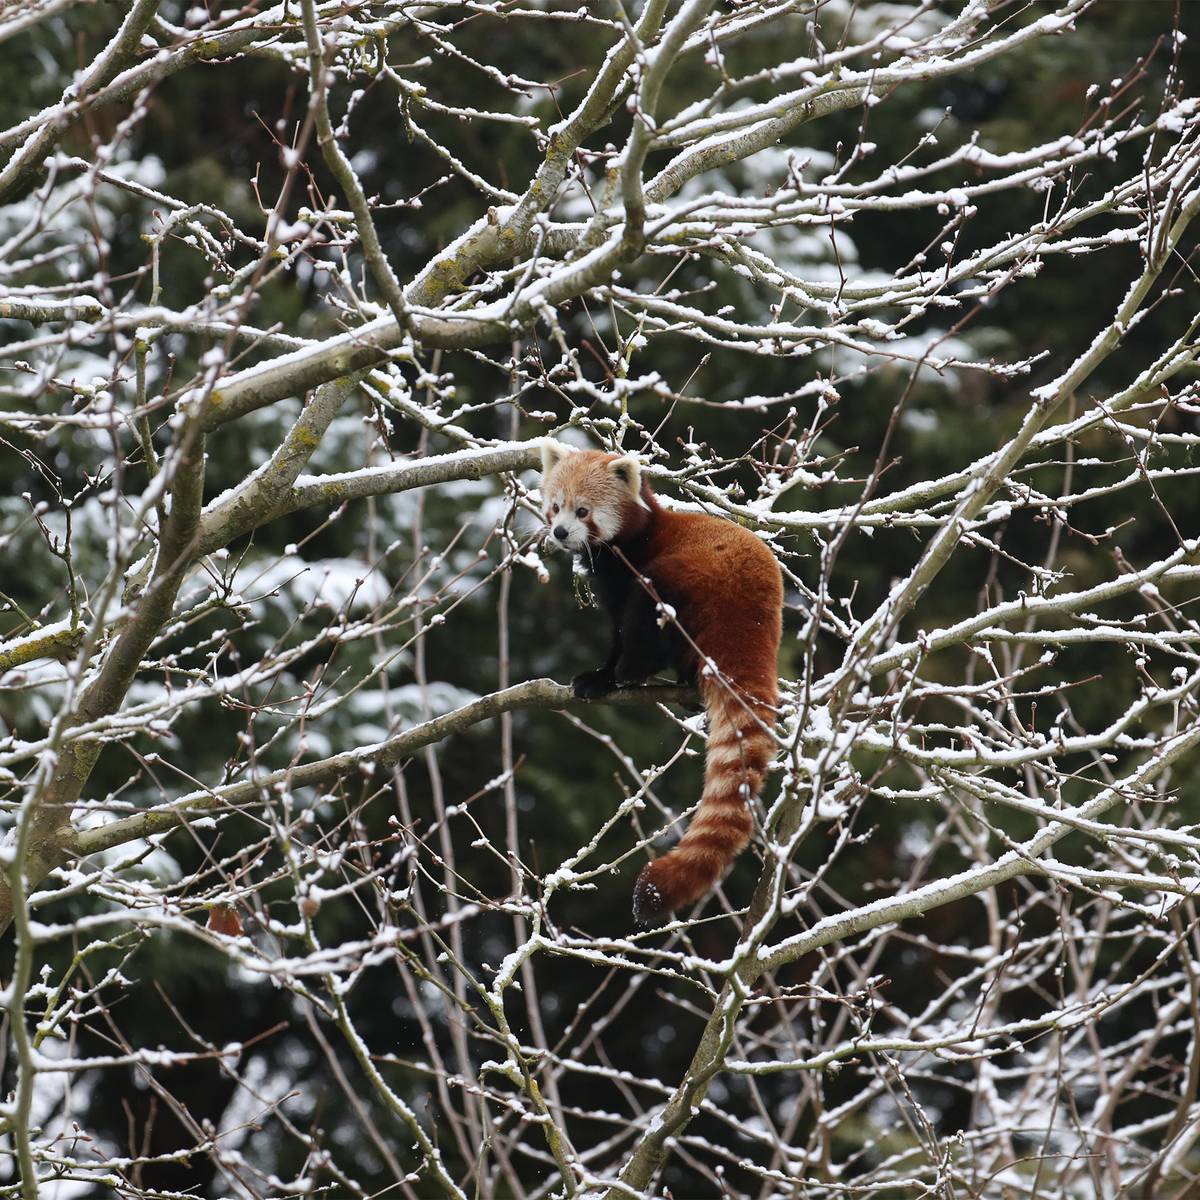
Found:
540,443 -> 647,553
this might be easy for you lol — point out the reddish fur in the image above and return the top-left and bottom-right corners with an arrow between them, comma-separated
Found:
544,449 -> 782,920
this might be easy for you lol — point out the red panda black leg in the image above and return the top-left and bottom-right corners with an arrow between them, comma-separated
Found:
613,588 -> 673,686
571,609 -> 625,698
572,667 -> 618,699
575,589 -> 671,695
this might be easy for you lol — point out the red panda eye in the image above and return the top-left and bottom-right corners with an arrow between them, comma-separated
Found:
551,504 -> 559,514
576,506 -> 589,518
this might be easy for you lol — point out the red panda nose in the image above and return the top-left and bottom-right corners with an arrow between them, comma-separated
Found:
553,525 -> 568,540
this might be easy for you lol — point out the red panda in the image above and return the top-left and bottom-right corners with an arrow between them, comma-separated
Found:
540,442 -> 782,923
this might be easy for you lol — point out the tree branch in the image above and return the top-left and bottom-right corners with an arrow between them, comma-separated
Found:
69,679 -> 695,860
0,620 -> 83,673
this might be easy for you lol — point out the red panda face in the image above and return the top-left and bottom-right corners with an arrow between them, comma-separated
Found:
540,443 -> 643,553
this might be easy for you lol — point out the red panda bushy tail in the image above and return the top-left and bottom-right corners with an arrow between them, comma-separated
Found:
633,677 -> 776,924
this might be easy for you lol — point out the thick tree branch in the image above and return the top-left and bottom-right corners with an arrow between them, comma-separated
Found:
0,620 -> 83,673
196,374 -> 361,552
0,0 -> 162,202
68,679 -> 694,860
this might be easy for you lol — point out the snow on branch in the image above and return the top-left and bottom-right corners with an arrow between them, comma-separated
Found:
1,0 -> 1199,1196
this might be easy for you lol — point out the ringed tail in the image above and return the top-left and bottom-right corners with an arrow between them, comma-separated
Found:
633,677 -> 775,924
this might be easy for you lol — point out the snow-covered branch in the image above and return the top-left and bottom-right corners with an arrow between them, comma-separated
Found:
1,0 -> 1198,1196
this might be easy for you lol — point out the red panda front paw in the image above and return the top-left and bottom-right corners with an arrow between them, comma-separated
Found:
613,658 -> 652,688
572,669 -> 617,699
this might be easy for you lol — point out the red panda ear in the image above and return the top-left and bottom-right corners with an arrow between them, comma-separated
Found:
541,439 -> 571,477
608,454 -> 642,496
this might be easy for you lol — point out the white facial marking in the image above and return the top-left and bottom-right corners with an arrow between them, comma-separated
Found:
584,502 -> 615,542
